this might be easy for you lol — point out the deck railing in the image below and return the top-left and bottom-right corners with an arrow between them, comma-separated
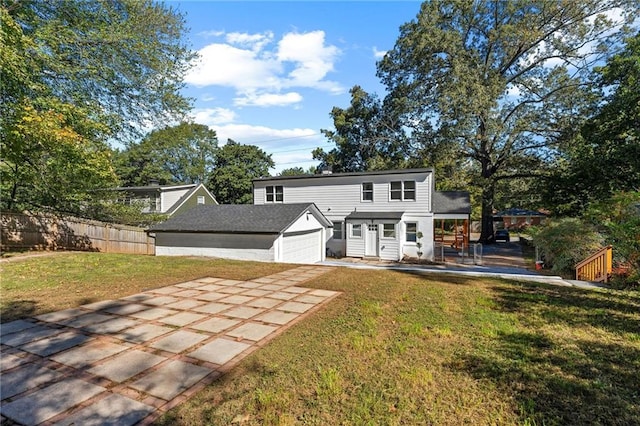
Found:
576,246 -> 612,283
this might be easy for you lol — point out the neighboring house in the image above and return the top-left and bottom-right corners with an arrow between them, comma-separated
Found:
253,169 -> 471,261
112,182 -> 217,216
148,203 -> 331,263
494,208 -> 547,230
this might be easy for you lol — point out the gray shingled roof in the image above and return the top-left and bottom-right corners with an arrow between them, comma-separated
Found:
253,168 -> 433,182
149,203 -> 330,233
432,191 -> 471,214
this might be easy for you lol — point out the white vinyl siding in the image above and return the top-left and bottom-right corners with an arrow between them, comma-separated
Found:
253,170 -> 434,262
253,171 -> 432,218
161,188 -> 192,212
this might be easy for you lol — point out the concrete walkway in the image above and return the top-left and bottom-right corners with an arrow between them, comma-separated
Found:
0,266 -> 338,425
321,259 -> 605,290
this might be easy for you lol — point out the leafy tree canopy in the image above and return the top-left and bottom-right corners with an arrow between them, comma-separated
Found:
208,140 -> 274,204
541,32 -> 640,215
279,166 -> 317,176
1,0 -> 195,214
335,0 -> 638,242
114,122 -> 218,187
313,85 -> 408,173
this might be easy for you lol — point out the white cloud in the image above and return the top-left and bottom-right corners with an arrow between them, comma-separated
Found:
186,29 -> 344,101
276,31 -> 342,92
373,47 -> 387,59
191,107 -> 237,125
213,123 -> 317,146
198,30 -> 225,38
234,91 -> 303,107
226,31 -> 274,52
185,42 -> 281,89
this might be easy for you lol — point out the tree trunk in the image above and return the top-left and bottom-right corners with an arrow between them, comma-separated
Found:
478,153 -> 496,243
479,182 -> 495,243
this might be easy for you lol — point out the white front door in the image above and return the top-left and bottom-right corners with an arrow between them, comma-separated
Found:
365,224 -> 378,257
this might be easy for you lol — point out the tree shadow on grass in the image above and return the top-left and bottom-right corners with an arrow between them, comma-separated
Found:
451,283 -> 640,425
453,333 -> 640,425
491,281 -> 640,336
1,300 -> 38,323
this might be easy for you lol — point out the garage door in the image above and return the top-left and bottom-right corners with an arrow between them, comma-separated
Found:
282,230 -> 322,264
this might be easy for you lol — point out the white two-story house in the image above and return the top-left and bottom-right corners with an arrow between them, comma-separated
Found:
253,168 -> 470,261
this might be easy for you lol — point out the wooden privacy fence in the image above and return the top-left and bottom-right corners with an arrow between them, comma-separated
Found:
1,212 -> 154,255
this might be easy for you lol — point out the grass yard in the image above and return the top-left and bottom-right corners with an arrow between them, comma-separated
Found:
2,253 -> 639,425
0,253 -> 291,322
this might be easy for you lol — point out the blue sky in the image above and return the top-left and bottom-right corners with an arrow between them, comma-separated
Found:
173,1 -> 422,173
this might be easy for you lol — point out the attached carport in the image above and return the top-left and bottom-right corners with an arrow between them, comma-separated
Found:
148,203 -> 331,264
433,191 -> 472,250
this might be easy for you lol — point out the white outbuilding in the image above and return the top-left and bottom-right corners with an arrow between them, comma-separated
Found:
148,203 -> 331,264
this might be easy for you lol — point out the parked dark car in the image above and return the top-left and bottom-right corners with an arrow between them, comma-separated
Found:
495,229 -> 510,242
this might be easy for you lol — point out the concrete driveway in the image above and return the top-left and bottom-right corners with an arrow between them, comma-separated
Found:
0,266 -> 338,425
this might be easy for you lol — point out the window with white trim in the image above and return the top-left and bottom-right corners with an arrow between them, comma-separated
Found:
390,181 -> 416,201
266,185 -> 283,202
351,223 -> 362,238
362,182 -> 373,201
406,222 -> 417,242
333,221 -> 344,240
382,223 -> 396,238
197,195 -> 205,205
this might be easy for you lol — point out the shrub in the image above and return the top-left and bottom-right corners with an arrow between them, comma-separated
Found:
530,218 -> 604,277
585,191 -> 640,286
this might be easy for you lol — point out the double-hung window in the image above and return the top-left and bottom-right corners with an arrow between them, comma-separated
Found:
266,185 -> 283,202
333,221 -> 344,240
406,222 -> 417,242
382,223 -> 396,238
351,223 -> 362,238
362,182 -> 373,201
390,181 -> 416,201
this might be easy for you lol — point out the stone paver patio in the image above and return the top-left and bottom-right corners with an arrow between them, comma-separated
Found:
0,266 -> 338,425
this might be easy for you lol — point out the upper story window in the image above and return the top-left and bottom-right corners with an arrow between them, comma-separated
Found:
362,182 -> 373,202
390,181 -> 416,201
197,196 -> 205,205
266,185 -> 283,202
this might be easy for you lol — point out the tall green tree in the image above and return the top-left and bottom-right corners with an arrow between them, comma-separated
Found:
208,140 -> 274,204
542,32 -> 640,215
279,166 -> 316,176
1,0 -> 194,214
115,122 -> 218,187
313,86 -> 408,173
377,0 -> 638,242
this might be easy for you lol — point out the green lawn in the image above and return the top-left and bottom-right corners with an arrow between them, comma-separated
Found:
0,253 -> 291,322
2,253 -> 639,425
